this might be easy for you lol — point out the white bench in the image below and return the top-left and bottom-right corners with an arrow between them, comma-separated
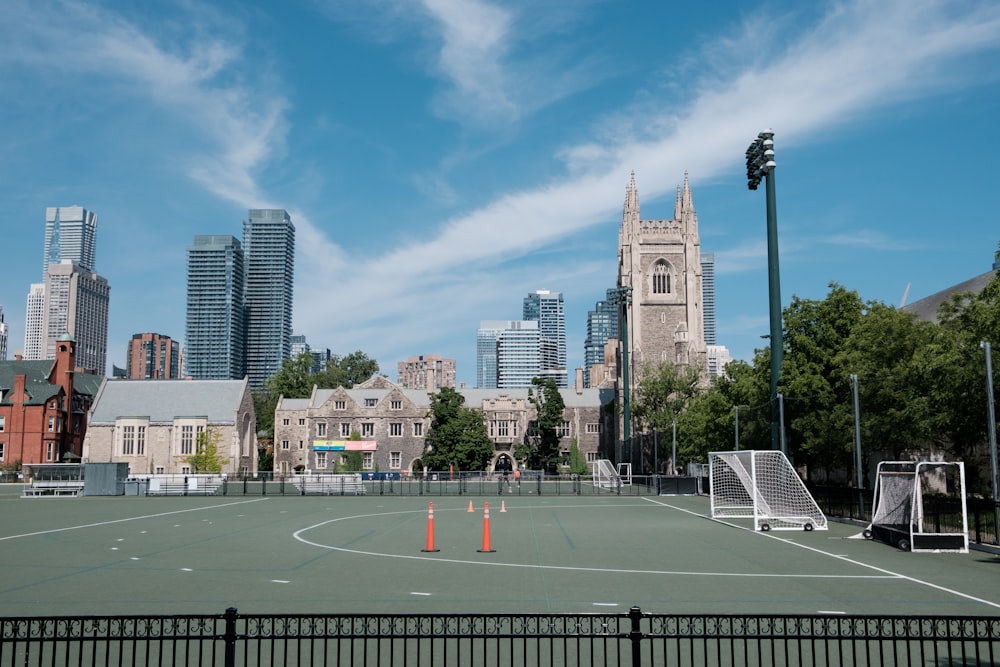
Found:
22,480 -> 84,497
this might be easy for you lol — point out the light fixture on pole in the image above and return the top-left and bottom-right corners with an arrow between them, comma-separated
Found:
746,128 -> 783,451
981,341 -> 999,541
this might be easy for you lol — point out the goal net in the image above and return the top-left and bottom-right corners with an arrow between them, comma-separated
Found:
864,461 -> 968,553
592,459 -> 622,490
709,450 -> 827,531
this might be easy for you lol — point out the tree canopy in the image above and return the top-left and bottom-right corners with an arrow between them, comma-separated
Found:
422,387 -> 495,471
524,377 -> 566,473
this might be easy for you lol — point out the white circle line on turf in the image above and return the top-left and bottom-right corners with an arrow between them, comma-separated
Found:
640,496 -> 1000,611
0,497 -> 268,542
292,510 -> 894,580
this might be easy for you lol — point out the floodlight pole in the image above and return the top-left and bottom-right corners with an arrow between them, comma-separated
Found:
734,405 -> 740,451
982,341 -> 1000,541
746,129 -> 783,451
612,286 -> 634,466
851,373 -> 865,517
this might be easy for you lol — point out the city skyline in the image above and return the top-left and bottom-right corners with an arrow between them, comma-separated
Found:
1,1 -> 999,386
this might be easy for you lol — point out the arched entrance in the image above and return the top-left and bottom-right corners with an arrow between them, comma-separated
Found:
493,453 -> 514,476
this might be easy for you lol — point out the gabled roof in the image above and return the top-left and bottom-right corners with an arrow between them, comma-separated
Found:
0,360 -> 101,406
904,270 -> 997,323
89,379 -> 249,425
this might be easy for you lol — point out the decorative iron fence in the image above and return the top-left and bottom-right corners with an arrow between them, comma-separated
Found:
2,607 -> 998,666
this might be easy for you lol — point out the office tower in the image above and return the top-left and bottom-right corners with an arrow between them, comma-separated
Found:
706,344 -> 732,382
701,252 -> 716,345
42,260 -> 110,373
184,235 -> 246,380
523,290 -> 567,387
243,209 -> 295,389
43,206 -> 98,273
290,334 -> 330,373
476,320 -> 540,389
583,288 -> 619,387
0,306 -> 6,360
23,283 -> 46,359
25,206 -> 108,366
397,354 -> 457,391
126,333 -> 181,379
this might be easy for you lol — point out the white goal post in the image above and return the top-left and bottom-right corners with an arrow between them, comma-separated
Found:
709,450 -> 828,531
592,459 -> 622,489
864,461 -> 968,553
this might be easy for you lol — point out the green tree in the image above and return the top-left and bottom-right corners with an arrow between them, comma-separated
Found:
265,352 -> 317,398
184,428 -> 227,473
423,387 -> 495,471
316,350 -> 381,389
527,377 -> 565,473
567,438 -> 588,475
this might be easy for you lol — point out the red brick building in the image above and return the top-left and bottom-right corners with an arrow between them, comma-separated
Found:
125,332 -> 181,379
0,335 -> 104,466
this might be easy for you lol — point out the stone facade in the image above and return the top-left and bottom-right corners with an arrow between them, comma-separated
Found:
82,379 -> 257,476
273,376 -> 615,475
618,172 -> 707,376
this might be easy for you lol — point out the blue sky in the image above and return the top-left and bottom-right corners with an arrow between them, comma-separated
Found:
1,0 -> 999,387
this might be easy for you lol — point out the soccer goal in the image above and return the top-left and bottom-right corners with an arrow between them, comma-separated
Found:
709,450 -> 828,531
592,459 -> 622,490
863,461 -> 968,553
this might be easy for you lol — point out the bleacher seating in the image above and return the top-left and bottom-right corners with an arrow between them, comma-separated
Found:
22,480 -> 84,497
292,474 -> 367,495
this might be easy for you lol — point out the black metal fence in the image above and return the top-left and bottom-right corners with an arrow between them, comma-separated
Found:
2,607 -> 998,666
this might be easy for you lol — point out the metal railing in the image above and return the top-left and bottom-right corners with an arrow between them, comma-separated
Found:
2,607 -> 998,666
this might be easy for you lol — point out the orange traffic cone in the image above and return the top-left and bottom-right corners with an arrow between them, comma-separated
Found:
467,500 -> 474,512
500,500 -> 507,513
477,502 -> 496,553
421,502 -> 440,552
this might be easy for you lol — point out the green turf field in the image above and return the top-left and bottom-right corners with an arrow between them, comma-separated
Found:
1,484 -> 998,618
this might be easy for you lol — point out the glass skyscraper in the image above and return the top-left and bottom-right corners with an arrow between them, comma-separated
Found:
522,290 -> 566,387
476,320 -> 541,389
701,252 -> 716,346
243,209 -> 295,389
184,235 -> 246,380
583,288 -> 619,387
43,206 -> 98,273
24,206 -> 109,369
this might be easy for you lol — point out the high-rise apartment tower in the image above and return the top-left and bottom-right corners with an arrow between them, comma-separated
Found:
243,209 -> 295,389
184,235 -> 246,380
523,290 -> 567,387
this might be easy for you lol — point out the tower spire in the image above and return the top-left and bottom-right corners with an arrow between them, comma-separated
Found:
624,170 -> 639,218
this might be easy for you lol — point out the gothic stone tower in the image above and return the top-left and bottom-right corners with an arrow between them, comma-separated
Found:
617,171 -> 707,380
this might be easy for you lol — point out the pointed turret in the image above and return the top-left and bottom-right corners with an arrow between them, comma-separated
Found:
624,170 -> 639,218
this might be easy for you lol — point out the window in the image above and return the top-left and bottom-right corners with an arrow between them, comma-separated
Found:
316,452 -> 327,468
282,440 -> 289,450
181,466 -> 191,475
48,417 -> 55,432
653,261 -> 671,294
361,423 -> 374,437
282,418 -> 289,426
122,425 -> 135,455
0,415 -> 5,432
390,452 -> 401,469
136,426 -> 146,455
46,442 -> 54,461
363,452 -> 374,470
298,440 -> 304,449
340,423 -> 351,437
364,398 -> 378,407
298,418 -> 305,426
317,422 -> 327,437
181,425 -> 194,455
557,421 -> 571,437
155,466 -> 164,474
390,400 -> 402,410
335,400 -> 346,410
389,423 -> 402,437
586,423 -> 601,434
280,461 -> 289,474
0,443 -> 4,460
413,422 -> 424,437
586,452 -> 599,462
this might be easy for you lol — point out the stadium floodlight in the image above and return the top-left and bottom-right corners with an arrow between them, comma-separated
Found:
746,129 -> 783,450
609,286 -> 634,465
709,450 -> 827,532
